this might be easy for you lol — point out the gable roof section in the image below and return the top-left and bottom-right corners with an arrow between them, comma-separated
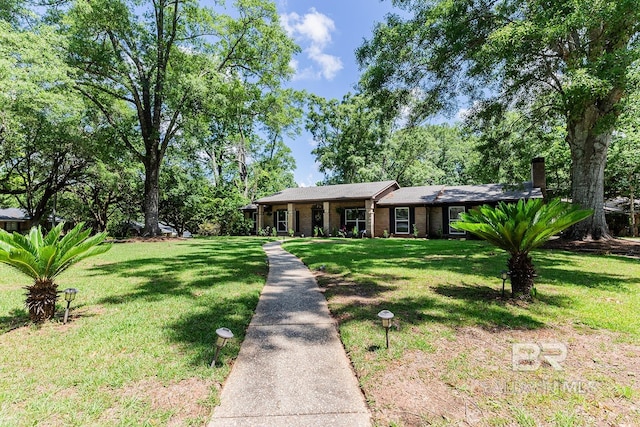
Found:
255,181 -> 399,204
377,185 -> 444,206
0,208 -> 29,221
435,183 -> 542,204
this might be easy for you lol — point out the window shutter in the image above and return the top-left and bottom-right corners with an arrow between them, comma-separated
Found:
340,209 -> 346,228
389,208 -> 395,233
296,211 -> 300,233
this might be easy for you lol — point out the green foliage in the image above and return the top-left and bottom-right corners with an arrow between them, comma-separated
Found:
0,223 -> 110,282
358,0 -> 640,238
0,222 -> 111,321
0,21 -> 98,221
0,238 -> 268,424
64,0 -> 299,235
159,163 -> 212,236
453,199 -> 593,256
465,112 -> 571,198
453,199 -> 593,298
306,92 -> 476,185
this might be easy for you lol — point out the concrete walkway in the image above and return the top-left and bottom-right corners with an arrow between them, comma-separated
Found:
208,241 -> 371,427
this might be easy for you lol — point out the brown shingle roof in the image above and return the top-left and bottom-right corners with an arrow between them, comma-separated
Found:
376,185 -> 444,206
255,181 -> 399,204
377,183 -> 542,206
435,183 -> 542,204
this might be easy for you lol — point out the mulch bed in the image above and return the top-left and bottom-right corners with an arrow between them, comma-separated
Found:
543,237 -> 640,258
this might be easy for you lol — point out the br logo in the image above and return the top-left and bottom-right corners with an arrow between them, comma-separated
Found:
512,342 -> 567,371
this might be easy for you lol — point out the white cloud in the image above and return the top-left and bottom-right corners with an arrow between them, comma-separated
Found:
456,108 -> 470,121
280,8 -> 343,81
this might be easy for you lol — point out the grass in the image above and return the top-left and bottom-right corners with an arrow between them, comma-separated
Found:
0,237 -> 270,426
284,238 -> 640,426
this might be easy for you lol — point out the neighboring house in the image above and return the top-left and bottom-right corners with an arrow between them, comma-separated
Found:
0,208 -> 34,232
605,197 -> 640,236
127,221 -> 182,237
247,158 -> 546,238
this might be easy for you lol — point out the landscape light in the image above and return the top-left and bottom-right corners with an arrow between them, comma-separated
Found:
63,288 -> 78,324
500,270 -> 510,298
377,310 -> 394,349
211,327 -> 234,368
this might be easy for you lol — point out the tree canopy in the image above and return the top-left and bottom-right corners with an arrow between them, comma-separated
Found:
358,0 -> 640,239
64,0 -> 299,235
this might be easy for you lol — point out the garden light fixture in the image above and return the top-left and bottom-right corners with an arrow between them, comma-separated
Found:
500,270 -> 510,298
63,288 -> 78,324
377,310 -> 394,349
211,327 -> 234,368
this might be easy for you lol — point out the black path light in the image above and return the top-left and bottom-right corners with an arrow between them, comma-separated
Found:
377,310 -> 394,349
62,288 -> 78,324
500,270 -> 510,298
211,327 -> 234,368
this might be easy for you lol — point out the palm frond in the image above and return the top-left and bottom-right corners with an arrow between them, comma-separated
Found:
453,198 -> 593,255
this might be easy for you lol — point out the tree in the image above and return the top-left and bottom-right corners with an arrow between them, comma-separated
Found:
158,163 -> 211,236
453,199 -> 593,300
0,20 -> 94,223
306,93 -> 389,184
0,222 -> 111,322
358,0 -> 640,240
65,0 -> 297,236
307,93 -> 476,186
59,160 -> 142,232
465,112 -> 571,198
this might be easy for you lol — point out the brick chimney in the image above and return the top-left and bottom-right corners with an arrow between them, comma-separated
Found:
531,157 -> 546,197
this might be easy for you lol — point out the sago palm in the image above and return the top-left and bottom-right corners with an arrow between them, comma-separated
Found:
452,198 -> 592,300
0,222 -> 111,322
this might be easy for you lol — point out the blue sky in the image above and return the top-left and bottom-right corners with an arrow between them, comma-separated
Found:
275,1 -> 397,186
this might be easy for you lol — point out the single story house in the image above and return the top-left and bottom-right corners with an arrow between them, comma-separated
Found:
245,158 -> 546,238
0,208 -> 35,232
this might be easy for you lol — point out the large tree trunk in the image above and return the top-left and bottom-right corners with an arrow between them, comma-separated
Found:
25,279 -> 58,323
565,107 -> 612,240
143,152 -> 162,237
508,253 -> 536,300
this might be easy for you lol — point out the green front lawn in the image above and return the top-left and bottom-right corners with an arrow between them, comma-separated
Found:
285,238 -> 640,426
0,237 -> 270,426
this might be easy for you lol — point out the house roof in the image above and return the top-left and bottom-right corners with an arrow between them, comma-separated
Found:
255,181 -> 399,204
0,208 -> 29,221
377,182 -> 542,206
435,182 -> 542,204
240,203 -> 258,211
376,185 -> 444,206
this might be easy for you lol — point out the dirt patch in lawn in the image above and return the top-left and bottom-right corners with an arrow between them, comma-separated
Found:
543,237 -> 640,258
100,377 -> 215,425
368,325 -> 639,426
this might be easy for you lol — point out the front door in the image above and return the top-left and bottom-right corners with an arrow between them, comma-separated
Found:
312,208 -> 323,233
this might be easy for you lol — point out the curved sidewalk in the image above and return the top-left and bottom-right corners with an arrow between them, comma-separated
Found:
208,241 -> 371,427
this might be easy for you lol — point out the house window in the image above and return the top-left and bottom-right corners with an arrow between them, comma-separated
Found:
345,208 -> 366,232
5,221 -> 18,232
276,210 -> 288,232
449,206 -> 466,235
251,212 -> 257,231
395,207 -> 410,234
